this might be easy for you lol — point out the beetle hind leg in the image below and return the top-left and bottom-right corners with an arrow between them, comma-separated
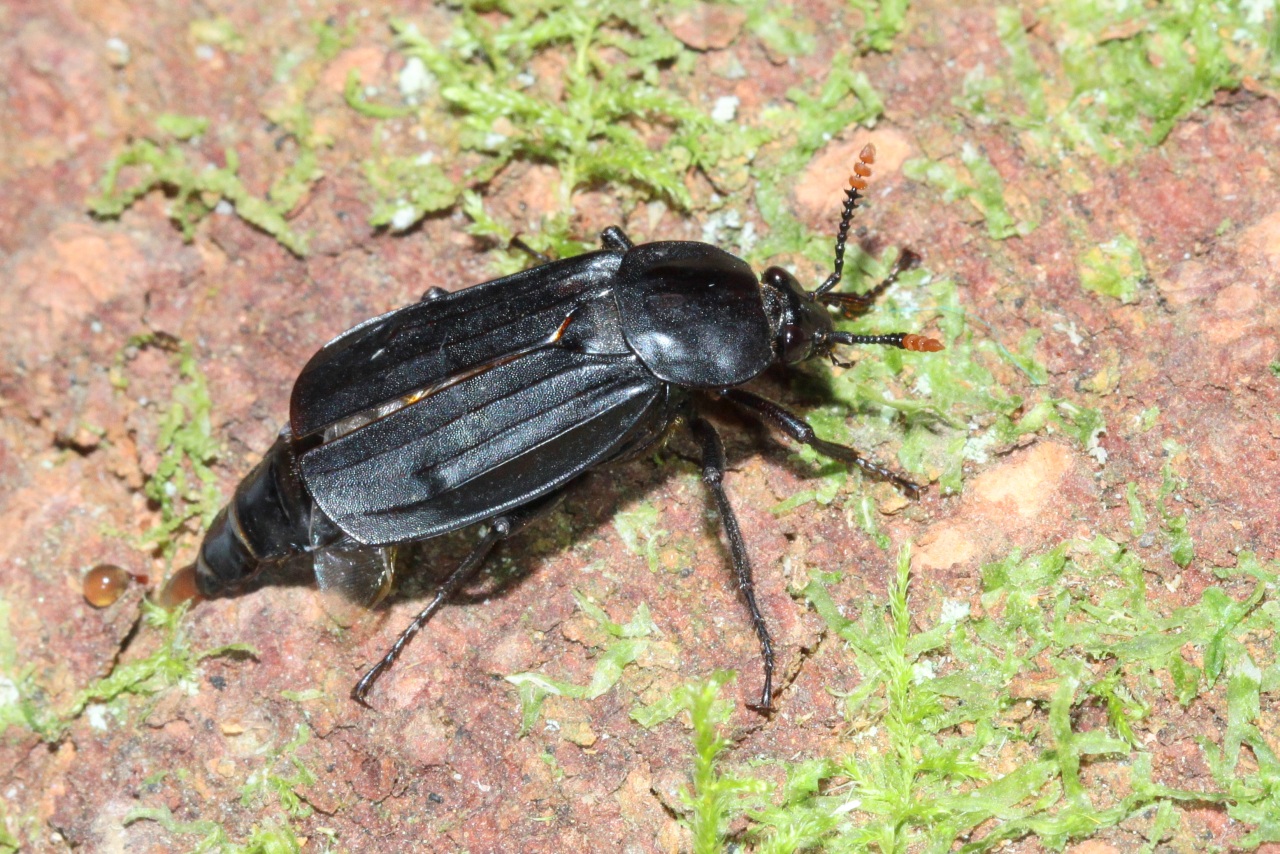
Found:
351,490 -> 569,706
690,414 -> 776,712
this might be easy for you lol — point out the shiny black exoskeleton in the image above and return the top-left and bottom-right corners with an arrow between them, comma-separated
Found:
191,145 -> 943,709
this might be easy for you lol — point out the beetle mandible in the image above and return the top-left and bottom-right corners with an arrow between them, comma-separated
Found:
184,144 -> 943,710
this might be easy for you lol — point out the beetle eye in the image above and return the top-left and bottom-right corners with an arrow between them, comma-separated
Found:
781,323 -> 810,363
763,268 -> 788,289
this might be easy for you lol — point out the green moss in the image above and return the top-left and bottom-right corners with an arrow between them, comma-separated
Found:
240,724 -> 318,820
362,151 -> 460,232
612,501 -> 670,573
279,688 -> 325,703
91,19 -> 334,256
127,725 -> 326,850
0,805 -> 18,854
740,1 -> 817,57
352,3 -> 739,245
986,0 -> 1276,162
849,0 -> 912,53
343,70 -> 416,120
0,344 -> 255,742
1138,405 -> 1161,431
0,597 -> 61,739
125,336 -> 224,565
89,121 -> 314,256
1158,440 -> 1196,569
350,3 -> 895,266
311,18 -> 356,63
505,591 -> 655,735
752,59 -> 885,264
993,7 -> 1049,127
1078,235 -> 1147,304
65,602 -> 253,730
638,464 -> 1280,850
0,598 -> 254,744
153,114 -> 210,141
645,538 -> 1280,850
902,145 -> 1035,240
632,672 -> 769,851
680,674 -> 770,853
125,806 -> 305,854
1125,481 -> 1148,537
189,16 -> 246,53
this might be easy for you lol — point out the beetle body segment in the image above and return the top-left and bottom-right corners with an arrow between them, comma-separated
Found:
195,429 -> 335,595
614,241 -> 773,388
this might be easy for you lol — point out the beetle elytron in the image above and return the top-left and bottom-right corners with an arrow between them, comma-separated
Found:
187,144 -> 942,709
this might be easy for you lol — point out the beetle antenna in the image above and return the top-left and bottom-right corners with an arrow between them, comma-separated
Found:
814,143 -> 876,297
826,332 -> 944,366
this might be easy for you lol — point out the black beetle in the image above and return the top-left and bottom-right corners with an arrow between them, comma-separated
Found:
183,144 -> 942,709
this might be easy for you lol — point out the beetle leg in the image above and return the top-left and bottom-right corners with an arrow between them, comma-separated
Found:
509,234 -> 552,265
817,249 -> 921,317
718,388 -> 925,500
600,226 -> 635,252
351,490 -> 570,706
689,414 -> 775,712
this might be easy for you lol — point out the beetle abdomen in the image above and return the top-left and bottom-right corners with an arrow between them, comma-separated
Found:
195,430 -> 322,596
614,242 -> 773,388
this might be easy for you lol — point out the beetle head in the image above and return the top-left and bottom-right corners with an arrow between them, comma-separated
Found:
761,266 -> 835,365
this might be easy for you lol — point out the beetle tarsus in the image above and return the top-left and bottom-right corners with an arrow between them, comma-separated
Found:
690,415 -> 776,713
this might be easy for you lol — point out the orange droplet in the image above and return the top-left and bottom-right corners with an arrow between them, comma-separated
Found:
903,334 -> 945,352
858,143 -> 876,164
848,176 -> 868,191
853,161 -> 872,178
84,564 -> 131,607
157,565 -> 203,608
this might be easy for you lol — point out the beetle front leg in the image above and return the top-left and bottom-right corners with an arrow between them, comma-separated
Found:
816,249 -> 920,317
719,388 -> 925,500
352,489 -> 569,706
689,414 -> 775,712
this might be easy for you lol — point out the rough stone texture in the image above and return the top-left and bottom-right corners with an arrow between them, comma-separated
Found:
0,0 -> 1277,852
